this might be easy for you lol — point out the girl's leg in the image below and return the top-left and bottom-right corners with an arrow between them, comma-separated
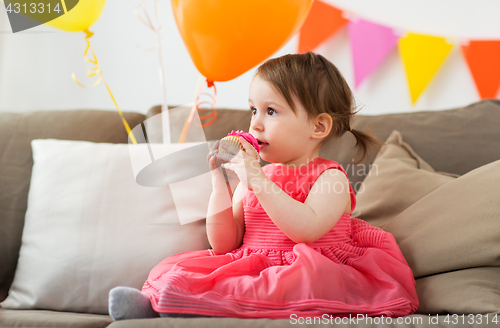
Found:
108,286 -> 159,321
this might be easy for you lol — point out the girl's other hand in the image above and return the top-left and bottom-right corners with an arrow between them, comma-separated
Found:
207,140 -> 227,190
207,139 -> 220,172
216,137 -> 264,191
207,140 -> 238,193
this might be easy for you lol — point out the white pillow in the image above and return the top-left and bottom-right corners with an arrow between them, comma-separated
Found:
0,139 -> 213,314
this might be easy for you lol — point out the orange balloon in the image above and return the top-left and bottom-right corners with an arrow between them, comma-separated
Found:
171,0 -> 313,82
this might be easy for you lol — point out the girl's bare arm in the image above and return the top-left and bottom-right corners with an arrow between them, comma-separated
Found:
206,182 -> 245,254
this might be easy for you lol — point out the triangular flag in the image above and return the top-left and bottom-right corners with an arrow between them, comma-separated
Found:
398,33 -> 453,104
348,19 -> 399,89
298,1 -> 348,53
461,40 -> 500,99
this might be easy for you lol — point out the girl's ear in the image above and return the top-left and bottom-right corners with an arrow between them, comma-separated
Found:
311,113 -> 332,140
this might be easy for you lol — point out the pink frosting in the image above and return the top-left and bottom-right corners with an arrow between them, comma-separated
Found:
227,130 -> 260,153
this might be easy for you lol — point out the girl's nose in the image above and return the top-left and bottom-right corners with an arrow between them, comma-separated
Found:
250,115 -> 264,132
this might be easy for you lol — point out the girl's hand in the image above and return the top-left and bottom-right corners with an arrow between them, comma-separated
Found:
216,137 -> 264,191
206,140 -> 232,192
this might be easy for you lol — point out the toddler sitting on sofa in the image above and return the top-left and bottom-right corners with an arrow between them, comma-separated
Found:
109,52 -> 418,319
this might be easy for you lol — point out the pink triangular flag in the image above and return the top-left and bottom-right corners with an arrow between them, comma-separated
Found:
348,19 -> 399,88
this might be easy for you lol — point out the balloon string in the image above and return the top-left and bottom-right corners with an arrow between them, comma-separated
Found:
176,75 -> 201,143
192,75 -> 203,102
178,79 -> 217,143
195,79 -> 217,127
134,0 -> 170,143
72,29 -> 138,145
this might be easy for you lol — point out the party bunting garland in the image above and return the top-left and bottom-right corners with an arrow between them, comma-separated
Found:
461,40 -> 500,99
347,18 -> 399,89
298,1 -> 347,54
298,0 -> 500,104
398,33 -> 453,104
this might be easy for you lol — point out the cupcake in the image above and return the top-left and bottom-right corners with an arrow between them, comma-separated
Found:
219,130 -> 259,156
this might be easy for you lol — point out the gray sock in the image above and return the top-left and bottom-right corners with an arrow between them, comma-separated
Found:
108,286 -> 159,321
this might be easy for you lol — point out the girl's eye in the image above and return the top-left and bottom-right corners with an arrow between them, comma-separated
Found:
250,107 -> 276,115
267,108 -> 277,115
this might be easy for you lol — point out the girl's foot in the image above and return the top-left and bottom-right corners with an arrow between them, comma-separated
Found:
108,286 -> 159,321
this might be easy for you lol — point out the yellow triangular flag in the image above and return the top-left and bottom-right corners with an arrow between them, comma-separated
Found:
398,33 -> 453,104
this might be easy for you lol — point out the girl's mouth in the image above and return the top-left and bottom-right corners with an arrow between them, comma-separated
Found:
257,140 -> 269,150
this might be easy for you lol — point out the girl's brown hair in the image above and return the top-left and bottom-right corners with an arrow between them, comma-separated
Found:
256,52 -> 383,164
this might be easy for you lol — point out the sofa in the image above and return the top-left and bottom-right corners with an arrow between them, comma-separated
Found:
1,99 -> 500,328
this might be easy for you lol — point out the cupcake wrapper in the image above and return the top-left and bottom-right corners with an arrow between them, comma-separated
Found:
219,136 -> 244,155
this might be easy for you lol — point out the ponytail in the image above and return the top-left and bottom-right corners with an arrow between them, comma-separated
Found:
349,126 -> 384,165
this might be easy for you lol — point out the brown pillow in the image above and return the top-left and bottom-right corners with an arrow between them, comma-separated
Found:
382,159 -> 500,314
352,130 -> 458,228
416,267 -> 500,314
384,158 -> 500,278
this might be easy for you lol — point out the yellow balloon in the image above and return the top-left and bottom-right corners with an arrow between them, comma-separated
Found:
45,0 -> 107,32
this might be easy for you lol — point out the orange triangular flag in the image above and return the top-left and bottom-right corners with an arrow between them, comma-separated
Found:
461,40 -> 500,99
298,1 -> 348,53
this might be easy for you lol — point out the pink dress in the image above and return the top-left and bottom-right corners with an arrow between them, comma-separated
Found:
141,157 -> 419,318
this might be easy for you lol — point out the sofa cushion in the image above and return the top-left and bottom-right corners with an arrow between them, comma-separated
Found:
352,130 -> 458,227
0,110 -> 145,303
0,139 -> 210,314
105,314 -> 469,328
0,308 -> 113,328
